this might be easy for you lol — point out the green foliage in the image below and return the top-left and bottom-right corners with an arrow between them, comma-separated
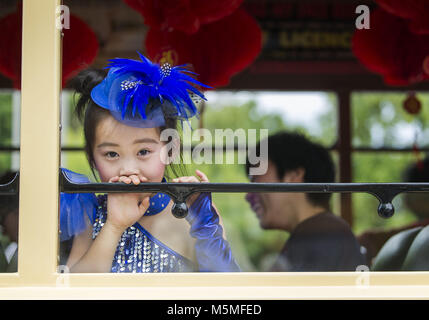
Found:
317,92 -> 338,146
352,92 -> 429,148
203,101 -> 286,132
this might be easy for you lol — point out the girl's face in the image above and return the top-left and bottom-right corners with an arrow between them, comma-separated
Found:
93,115 -> 166,183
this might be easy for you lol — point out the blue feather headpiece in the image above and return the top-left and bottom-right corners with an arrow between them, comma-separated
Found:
91,52 -> 210,128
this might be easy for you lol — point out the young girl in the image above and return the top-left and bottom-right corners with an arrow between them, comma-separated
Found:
61,54 -> 240,273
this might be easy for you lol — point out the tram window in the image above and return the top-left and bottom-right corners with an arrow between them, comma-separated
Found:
55,0 -> 424,275
59,87 -> 368,273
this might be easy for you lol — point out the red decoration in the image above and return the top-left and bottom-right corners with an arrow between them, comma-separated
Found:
352,8 -> 429,86
124,0 -> 243,34
0,6 -> 98,89
62,17 -> 99,87
376,0 -> 429,34
145,8 -> 262,88
403,91 -> 424,169
403,92 -> 422,115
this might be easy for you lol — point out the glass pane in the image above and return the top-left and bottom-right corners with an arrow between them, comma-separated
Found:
60,0 -> 369,274
0,1 -> 21,273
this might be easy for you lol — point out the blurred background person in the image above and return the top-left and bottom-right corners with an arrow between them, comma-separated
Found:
245,131 -> 366,271
358,155 -> 429,267
0,171 -> 18,272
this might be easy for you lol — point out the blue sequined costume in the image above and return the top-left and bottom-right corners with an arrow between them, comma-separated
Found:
60,168 -> 240,273
92,194 -> 195,273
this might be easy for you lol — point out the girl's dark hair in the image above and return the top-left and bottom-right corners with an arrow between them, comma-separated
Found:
69,68 -> 186,181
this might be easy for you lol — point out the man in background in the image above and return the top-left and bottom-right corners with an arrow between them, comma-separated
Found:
245,131 -> 366,271
0,171 -> 18,272
358,156 -> 429,266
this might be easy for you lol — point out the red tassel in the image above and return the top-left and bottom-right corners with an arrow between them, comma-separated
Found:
412,140 -> 424,171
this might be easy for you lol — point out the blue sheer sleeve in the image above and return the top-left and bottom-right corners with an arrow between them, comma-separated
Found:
186,192 -> 240,272
59,168 -> 98,241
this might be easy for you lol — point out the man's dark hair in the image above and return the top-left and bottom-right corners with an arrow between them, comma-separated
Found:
403,155 -> 429,182
246,131 -> 336,210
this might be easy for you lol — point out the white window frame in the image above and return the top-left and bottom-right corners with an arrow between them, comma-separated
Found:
0,0 -> 428,299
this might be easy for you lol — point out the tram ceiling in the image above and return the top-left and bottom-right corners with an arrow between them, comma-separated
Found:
1,0 -> 429,92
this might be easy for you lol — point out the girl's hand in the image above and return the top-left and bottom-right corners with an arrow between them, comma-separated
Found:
105,174 -> 153,233
172,170 -> 209,207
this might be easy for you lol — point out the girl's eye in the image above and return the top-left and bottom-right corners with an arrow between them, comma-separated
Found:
138,149 -> 150,156
105,151 -> 118,158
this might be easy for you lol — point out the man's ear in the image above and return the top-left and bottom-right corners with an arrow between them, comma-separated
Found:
282,167 -> 305,183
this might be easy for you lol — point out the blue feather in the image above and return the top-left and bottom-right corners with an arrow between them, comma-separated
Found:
100,53 -> 211,124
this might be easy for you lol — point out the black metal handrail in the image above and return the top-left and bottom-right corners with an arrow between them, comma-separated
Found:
61,172 -> 429,219
1,171 -> 429,219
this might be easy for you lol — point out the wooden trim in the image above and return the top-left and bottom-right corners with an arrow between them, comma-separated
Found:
18,0 -> 61,285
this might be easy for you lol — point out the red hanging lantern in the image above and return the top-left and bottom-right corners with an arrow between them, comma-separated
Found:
403,92 -> 422,115
145,8 -> 262,88
0,10 -> 21,86
352,8 -> 429,86
376,0 -> 429,35
124,0 -> 243,35
0,6 -> 99,89
62,17 -> 99,87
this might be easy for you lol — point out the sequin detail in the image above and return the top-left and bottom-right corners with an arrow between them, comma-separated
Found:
92,194 -> 194,273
